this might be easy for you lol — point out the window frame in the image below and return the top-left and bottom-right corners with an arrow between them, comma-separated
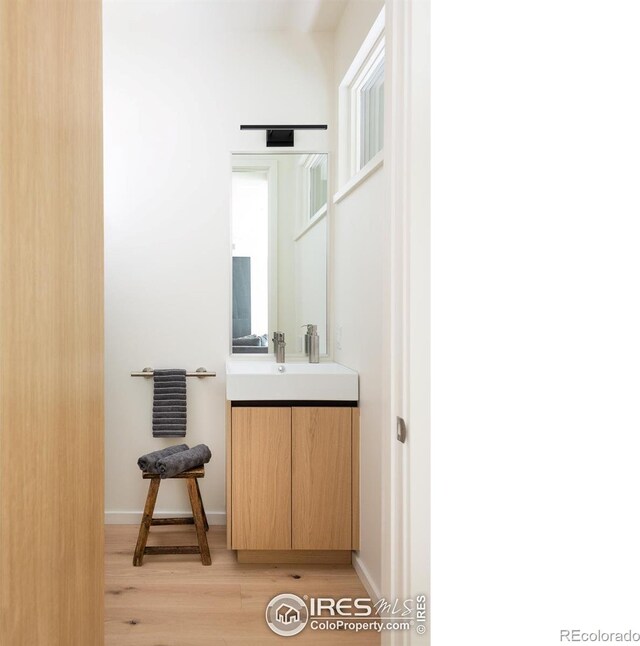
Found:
335,7 -> 385,201
306,153 -> 328,222
351,36 -> 385,174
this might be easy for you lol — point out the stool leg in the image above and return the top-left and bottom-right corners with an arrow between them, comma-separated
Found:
195,479 -> 209,531
187,478 -> 211,565
133,478 -> 160,566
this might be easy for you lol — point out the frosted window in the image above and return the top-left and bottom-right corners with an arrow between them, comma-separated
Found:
359,58 -> 384,169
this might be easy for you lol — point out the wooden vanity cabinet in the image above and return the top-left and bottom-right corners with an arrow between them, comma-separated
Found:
230,407 -> 292,550
227,403 -> 360,562
292,407 -> 352,549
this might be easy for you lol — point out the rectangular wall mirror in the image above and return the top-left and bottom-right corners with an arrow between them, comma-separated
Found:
231,153 -> 328,356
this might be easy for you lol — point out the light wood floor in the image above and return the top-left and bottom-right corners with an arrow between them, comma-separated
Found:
105,525 -> 380,645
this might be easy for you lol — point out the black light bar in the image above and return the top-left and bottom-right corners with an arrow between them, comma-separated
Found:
240,124 -> 328,147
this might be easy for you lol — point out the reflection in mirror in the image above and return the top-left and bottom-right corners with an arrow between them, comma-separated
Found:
231,153 -> 328,356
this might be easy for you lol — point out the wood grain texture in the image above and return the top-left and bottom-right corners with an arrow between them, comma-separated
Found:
135,475 -> 211,566
0,1 -> 104,644
143,546 -> 201,556
237,550 -> 352,565
231,407 -> 292,550
142,466 -> 205,479
292,408 -> 352,550
150,518 -> 196,526
105,525 -> 378,645
352,407 -> 360,550
187,478 -> 212,565
195,479 -> 209,531
225,400 -> 232,548
133,479 -> 161,566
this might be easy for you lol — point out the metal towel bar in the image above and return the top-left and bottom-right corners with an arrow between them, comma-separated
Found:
131,367 -> 216,378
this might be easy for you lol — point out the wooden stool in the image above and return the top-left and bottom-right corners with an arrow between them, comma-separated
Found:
133,466 -> 211,566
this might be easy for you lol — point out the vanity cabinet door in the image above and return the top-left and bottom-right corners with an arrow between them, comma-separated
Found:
292,407 -> 352,550
231,407 -> 292,550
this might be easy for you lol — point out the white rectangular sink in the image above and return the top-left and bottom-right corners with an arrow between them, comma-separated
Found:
226,359 -> 359,401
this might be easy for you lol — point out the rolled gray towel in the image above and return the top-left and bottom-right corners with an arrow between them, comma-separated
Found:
137,444 -> 189,474
156,443 -> 212,479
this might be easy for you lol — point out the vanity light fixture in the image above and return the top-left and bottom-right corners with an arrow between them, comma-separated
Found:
239,124 -> 328,147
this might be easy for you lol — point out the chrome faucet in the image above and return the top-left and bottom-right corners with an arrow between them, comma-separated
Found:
272,331 -> 286,363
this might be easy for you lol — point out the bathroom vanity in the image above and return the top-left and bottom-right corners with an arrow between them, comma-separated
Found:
225,359 -> 359,564
226,152 -> 359,564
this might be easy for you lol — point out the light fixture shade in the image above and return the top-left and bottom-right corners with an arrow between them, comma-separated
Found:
266,129 -> 294,147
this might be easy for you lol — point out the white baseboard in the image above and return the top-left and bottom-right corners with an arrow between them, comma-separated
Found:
353,552 -> 381,601
105,510 -> 226,525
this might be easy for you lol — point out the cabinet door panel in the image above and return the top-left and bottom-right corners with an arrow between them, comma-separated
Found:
292,407 -> 352,550
232,407 -> 291,550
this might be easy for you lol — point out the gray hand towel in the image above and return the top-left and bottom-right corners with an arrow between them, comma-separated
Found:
154,392 -> 186,401
152,412 -> 186,420
137,444 -> 189,474
153,405 -> 187,413
156,444 -> 212,478
154,387 -> 186,395
153,369 -> 187,437
152,425 -> 186,433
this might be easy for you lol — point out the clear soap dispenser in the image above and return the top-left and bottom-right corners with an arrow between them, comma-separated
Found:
304,324 -> 319,363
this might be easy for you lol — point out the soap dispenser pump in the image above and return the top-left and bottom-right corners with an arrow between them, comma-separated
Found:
304,324 -> 319,363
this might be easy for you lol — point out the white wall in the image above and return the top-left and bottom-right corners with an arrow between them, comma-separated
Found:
295,218 -> 328,354
332,0 -> 386,595
278,156 -> 329,355
103,1 -> 332,522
